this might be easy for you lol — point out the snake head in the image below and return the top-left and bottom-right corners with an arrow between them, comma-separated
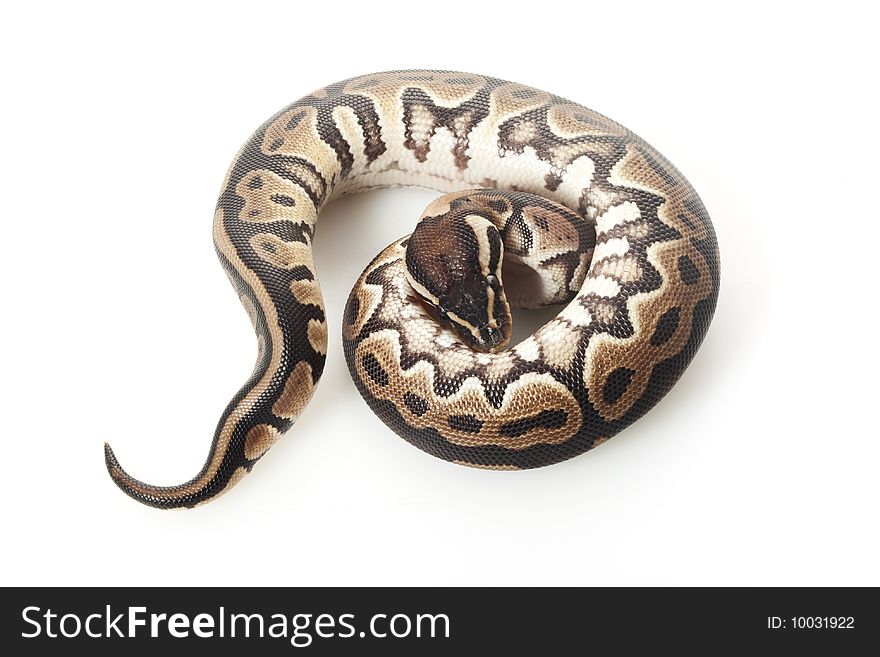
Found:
405,211 -> 512,353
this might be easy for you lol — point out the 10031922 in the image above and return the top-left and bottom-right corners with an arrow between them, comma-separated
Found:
767,617 -> 855,630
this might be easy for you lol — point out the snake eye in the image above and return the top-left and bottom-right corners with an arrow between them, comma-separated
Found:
486,275 -> 498,287
436,306 -> 448,318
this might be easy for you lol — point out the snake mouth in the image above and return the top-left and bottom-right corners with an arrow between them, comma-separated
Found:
427,305 -> 511,353
473,323 -> 507,353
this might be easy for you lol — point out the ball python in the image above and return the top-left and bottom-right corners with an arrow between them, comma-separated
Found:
104,70 -> 719,509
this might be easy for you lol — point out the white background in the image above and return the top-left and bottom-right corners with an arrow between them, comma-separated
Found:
1,1 -> 877,586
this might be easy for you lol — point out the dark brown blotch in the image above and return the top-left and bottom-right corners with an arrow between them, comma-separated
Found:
603,368 -> 634,404
361,353 -> 389,387
404,393 -> 429,417
270,194 -> 296,207
448,414 -> 484,434
678,255 -> 700,285
650,307 -> 681,346
500,409 -> 567,437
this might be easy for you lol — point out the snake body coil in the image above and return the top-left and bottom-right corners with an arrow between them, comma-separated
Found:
105,70 -> 719,509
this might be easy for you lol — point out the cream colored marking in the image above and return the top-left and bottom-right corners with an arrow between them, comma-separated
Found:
244,424 -> 281,461
435,332 -> 456,349
475,352 -> 492,366
592,300 -> 617,324
236,169 -> 316,225
514,338 -> 541,362
452,111 -> 474,138
290,278 -> 323,308
280,161 -> 325,200
485,284 -> 498,332
273,361 -> 314,420
593,254 -> 643,283
624,221 -> 651,240
484,351 -> 518,379
401,316 -> 440,355
409,105 -> 435,152
404,270 -> 440,305
307,318 -> 327,354
421,189 -> 471,217
546,103 -> 626,139
343,281 -> 384,342
239,293 -> 259,329
557,297 -> 592,327
488,82 -> 551,119
570,252 -> 593,292
463,214 -> 493,276
607,144 -> 669,197
595,201 -> 641,234
249,233 -> 312,270
540,323 -> 582,370
582,185 -> 622,222
508,120 -> 537,145
549,142 -> 613,173
194,467 -> 248,507
592,236 -> 630,261
260,106 -> 342,184
446,307 -> 482,343
453,461 -> 522,471
522,204 -> 582,255
332,104 -> 369,171
582,274 -> 622,299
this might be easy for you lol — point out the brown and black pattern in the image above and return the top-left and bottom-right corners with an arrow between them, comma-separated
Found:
403,189 -> 592,353
105,70 -> 719,508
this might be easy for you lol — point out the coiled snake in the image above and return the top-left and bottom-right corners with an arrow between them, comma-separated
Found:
104,70 -> 719,509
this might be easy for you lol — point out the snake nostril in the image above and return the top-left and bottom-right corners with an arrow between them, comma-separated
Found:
479,325 -> 501,345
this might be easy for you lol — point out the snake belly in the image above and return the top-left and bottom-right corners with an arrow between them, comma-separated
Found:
104,70 -> 720,509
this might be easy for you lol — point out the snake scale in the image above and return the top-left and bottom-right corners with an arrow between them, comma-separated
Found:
104,70 -> 719,509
